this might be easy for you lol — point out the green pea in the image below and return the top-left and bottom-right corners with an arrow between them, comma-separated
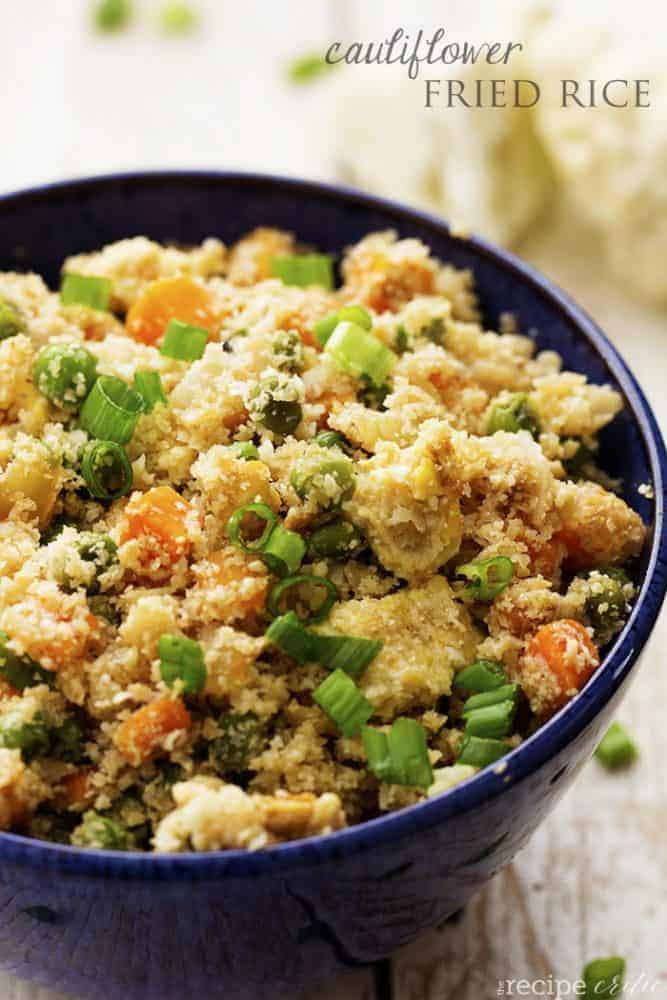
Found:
71,812 -> 130,850
51,717 -> 86,764
33,343 -> 98,411
272,330 -> 304,372
63,532 -> 118,595
0,709 -> 50,760
307,519 -> 364,559
209,712 -> 264,776
0,631 -> 54,691
0,297 -> 25,341
584,568 -> 632,645
487,393 -> 541,438
291,449 -> 356,509
249,377 -> 302,436
314,430 -> 346,450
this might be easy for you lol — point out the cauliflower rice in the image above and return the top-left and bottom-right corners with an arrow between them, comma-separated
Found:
0,227 -> 646,852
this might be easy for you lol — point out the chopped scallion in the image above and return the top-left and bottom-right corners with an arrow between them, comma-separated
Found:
133,370 -> 167,412
457,734 -> 508,768
271,254 -> 334,290
462,700 -> 517,739
261,524 -> 306,578
60,273 -> 112,311
462,684 -> 519,714
81,440 -> 133,501
457,556 -> 514,602
265,612 -> 382,677
582,957 -> 626,999
453,660 -> 507,694
229,441 -> 260,461
267,574 -> 338,624
226,502 -> 278,553
287,51 -> 338,85
324,321 -> 396,388
314,305 -> 372,345
362,718 -> 433,788
79,375 -> 143,445
160,319 -> 208,362
158,635 -> 207,694
314,669 -> 373,736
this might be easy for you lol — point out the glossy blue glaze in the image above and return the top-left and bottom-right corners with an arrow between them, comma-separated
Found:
0,173 -> 665,1000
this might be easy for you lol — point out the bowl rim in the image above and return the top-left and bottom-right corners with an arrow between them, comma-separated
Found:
0,168 -> 666,877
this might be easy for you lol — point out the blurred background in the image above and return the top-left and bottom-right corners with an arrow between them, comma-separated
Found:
1,2 -> 665,998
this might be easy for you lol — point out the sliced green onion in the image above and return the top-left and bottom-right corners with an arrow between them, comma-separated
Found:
0,631 -> 54,692
160,319 -> 208,362
314,430 -> 346,450
595,722 -> 638,770
314,305 -> 372,346
226,502 -> 278,553
453,660 -> 507,694
457,556 -> 514,602
487,393 -> 540,438
261,524 -> 307,577
93,0 -> 132,32
133,370 -> 167,412
287,52 -> 338,85
265,612 -> 382,677
457,734 -> 508,767
267,574 -> 338,624
159,2 -> 197,34
158,635 -> 207,694
307,519 -> 364,559
362,718 -> 433,788
462,684 -> 518,714
81,440 -> 133,500
60,273 -> 112,311
583,957 -> 626,999
229,441 -> 260,461
271,254 -> 334,290
324,321 -> 396,388
463,701 -> 517,739
0,297 -> 25,341
80,375 -> 144,445
314,668 -> 373,737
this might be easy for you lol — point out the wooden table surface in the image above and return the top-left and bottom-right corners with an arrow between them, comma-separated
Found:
1,2 -> 665,997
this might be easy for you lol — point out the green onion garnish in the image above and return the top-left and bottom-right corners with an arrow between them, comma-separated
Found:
595,722 -> 638,770
453,660 -> 507,694
457,556 -> 514,602
160,319 -> 208,362
487,392 -> 540,439
271,254 -> 334,290
133,370 -> 167,412
93,0 -> 132,32
158,635 -> 207,694
314,305 -> 372,346
0,631 -> 54,692
362,718 -> 433,788
582,957 -> 626,998
314,430 -> 347,450
226,503 -> 305,577
0,297 -> 25,341
265,612 -> 382,677
226,502 -> 278,553
60,273 -> 112,311
81,440 -> 133,501
324,321 -> 396,388
79,375 -> 144,445
229,441 -> 260,461
159,1 -> 197,34
462,684 -> 518,714
457,734 -> 508,768
267,574 -> 339,624
287,52 -> 338,85
314,668 -> 373,737
462,700 -> 517,740
261,524 -> 307,578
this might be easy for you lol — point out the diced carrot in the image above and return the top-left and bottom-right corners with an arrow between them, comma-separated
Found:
523,619 -> 600,715
57,768 -> 92,810
114,697 -> 192,766
121,486 -> 192,561
125,276 -> 217,346
528,536 -> 566,582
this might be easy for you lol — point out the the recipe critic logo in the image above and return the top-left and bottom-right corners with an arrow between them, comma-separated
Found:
324,28 -> 651,109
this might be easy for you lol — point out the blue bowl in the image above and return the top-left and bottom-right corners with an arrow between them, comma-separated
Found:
0,172 -> 665,1000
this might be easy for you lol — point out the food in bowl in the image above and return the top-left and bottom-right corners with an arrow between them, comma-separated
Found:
0,227 -> 646,853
